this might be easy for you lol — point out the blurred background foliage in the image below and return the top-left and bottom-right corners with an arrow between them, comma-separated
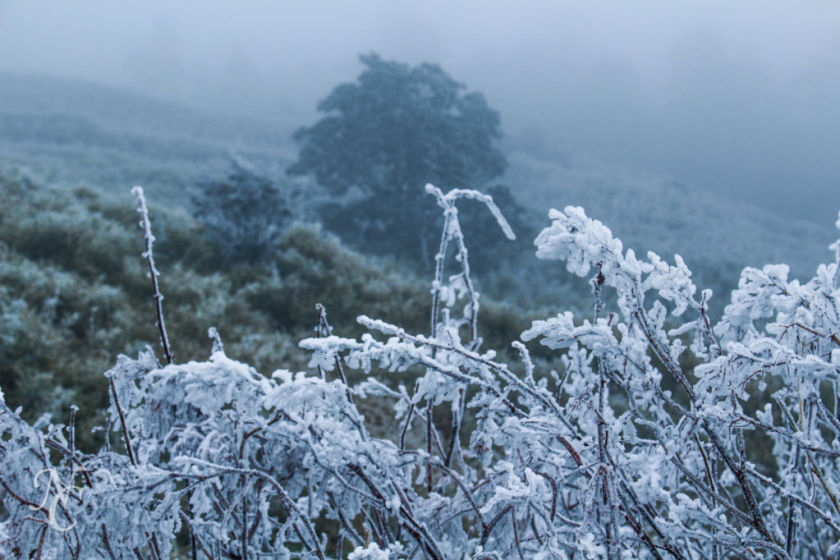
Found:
0,169 -> 543,451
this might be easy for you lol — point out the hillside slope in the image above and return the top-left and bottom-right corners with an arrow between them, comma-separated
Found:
505,149 -> 837,289
3,72 -> 835,309
0,72 -> 298,205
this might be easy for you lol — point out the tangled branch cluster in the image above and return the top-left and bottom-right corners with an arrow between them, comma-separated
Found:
2,185 -> 840,559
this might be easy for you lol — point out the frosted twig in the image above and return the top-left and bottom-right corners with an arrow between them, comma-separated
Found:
131,186 -> 174,365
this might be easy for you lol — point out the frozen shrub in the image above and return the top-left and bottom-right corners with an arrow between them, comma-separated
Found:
2,181 -> 840,559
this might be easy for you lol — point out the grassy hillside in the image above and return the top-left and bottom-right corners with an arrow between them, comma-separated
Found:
505,149 -> 836,284
0,72 -> 298,208
0,167 -> 535,449
3,73 -> 835,317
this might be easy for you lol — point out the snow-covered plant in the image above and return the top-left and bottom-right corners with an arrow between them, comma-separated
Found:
1,182 -> 839,559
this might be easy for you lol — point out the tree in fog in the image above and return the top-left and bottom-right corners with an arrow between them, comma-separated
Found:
192,157 -> 290,264
288,52 -> 507,263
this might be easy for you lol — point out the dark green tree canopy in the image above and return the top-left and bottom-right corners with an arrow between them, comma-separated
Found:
288,53 -> 508,263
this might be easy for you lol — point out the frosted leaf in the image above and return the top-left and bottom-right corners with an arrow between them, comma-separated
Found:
534,206 -> 623,278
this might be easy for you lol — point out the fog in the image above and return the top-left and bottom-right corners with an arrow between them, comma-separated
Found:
2,0 -> 839,223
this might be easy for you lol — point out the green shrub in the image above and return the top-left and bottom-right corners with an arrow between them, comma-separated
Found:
192,159 -> 290,264
0,170 -> 540,452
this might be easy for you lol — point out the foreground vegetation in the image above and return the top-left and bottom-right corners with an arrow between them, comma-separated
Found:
2,172 -> 839,558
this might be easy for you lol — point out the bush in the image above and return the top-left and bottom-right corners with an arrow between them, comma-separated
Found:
192,157 -> 290,264
3,180 -> 840,559
0,171 -> 534,454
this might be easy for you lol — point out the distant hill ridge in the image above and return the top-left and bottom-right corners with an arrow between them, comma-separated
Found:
0,72 -> 299,204
0,72 -> 294,144
1,72 -> 835,287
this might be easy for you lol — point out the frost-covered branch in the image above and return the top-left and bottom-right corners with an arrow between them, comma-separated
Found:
132,186 -> 173,365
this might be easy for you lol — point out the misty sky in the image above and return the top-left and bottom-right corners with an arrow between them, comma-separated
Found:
2,1 -> 839,223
